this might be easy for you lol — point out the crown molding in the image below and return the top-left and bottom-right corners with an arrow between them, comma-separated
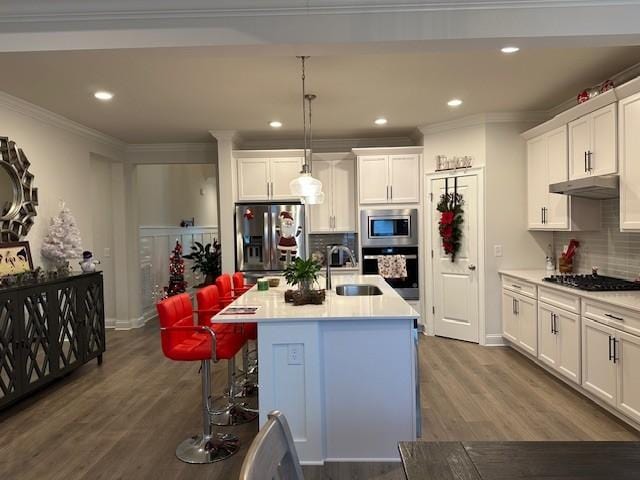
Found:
352,145 -> 424,156
126,142 -> 215,153
0,91 -> 125,149
236,136 -> 416,152
419,112 -> 548,135
0,1 -> 636,23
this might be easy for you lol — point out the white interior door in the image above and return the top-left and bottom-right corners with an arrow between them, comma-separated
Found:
431,174 -> 479,343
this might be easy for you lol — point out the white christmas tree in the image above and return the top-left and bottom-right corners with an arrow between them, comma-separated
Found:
41,201 -> 83,266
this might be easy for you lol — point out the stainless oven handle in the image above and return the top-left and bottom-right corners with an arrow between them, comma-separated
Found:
363,254 -> 418,260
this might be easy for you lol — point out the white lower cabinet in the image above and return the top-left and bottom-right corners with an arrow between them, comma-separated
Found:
617,330 -> 640,423
501,273 -> 640,427
582,317 -> 640,423
502,289 -> 537,356
537,302 -> 580,384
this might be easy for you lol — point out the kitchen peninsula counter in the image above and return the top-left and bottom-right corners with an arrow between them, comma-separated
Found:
213,274 -> 420,464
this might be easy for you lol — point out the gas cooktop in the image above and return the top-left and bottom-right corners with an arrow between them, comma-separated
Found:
543,274 -> 640,292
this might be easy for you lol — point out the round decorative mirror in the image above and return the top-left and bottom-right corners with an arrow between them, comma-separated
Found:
0,137 -> 38,242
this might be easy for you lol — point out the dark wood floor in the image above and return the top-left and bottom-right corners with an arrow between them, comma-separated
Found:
1,323 -> 637,480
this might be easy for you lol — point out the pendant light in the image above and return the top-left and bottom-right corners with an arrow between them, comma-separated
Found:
289,56 -> 324,204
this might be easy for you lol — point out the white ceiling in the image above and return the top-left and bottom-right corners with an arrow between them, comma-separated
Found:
0,45 -> 639,143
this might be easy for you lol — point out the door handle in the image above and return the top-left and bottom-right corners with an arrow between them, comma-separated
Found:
515,299 -> 519,315
613,337 -> 619,364
608,335 -> 614,361
512,299 -> 516,315
550,313 -> 554,334
587,151 -> 593,172
390,185 -> 393,200
468,264 -> 476,271
386,185 -> 390,200
584,152 -> 589,173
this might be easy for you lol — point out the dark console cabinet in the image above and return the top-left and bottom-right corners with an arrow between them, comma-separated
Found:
0,272 -> 105,410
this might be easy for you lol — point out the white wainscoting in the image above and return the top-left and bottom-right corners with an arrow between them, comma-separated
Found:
139,226 -> 219,322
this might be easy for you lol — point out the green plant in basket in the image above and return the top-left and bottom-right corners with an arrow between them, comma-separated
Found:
283,257 -> 322,292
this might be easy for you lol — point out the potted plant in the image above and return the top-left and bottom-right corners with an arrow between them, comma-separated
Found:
283,257 -> 324,305
183,240 -> 221,286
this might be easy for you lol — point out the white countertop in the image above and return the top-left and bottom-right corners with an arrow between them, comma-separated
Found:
213,274 -> 419,323
500,269 -> 640,314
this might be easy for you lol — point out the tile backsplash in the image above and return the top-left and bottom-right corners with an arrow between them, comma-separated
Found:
553,199 -> 640,280
308,233 -> 358,265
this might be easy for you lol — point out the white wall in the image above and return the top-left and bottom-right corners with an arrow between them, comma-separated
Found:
136,163 -> 218,227
484,122 -> 551,341
0,92 -> 139,324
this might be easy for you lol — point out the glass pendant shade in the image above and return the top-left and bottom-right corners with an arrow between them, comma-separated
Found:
303,191 -> 325,205
289,172 -> 322,197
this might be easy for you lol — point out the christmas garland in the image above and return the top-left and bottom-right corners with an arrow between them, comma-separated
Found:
437,192 -> 464,262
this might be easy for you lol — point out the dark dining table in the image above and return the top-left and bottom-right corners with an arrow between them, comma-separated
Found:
398,441 -> 640,479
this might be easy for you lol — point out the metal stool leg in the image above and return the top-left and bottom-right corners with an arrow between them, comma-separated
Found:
175,360 -> 239,464
210,357 -> 258,426
234,343 -> 258,398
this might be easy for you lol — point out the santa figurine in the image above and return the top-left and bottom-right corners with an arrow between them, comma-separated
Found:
276,211 -> 302,262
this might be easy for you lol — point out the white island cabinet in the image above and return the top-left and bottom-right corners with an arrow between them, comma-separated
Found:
213,274 -> 419,464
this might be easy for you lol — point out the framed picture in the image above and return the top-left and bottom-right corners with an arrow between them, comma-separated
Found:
0,241 -> 33,276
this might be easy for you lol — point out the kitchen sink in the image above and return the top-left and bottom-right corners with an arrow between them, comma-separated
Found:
335,284 -> 383,296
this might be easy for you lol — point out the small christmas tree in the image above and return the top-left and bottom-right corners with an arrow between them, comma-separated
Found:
41,201 -> 83,268
166,241 -> 187,296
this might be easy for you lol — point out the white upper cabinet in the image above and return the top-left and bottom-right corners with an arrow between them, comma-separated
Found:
356,149 -> 421,205
568,104 -> 617,180
332,158 -> 357,232
358,155 -> 389,204
237,158 -> 270,201
527,126 -> 569,230
619,91 -> 640,231
270,157 -> 304,200
236,155 -> 303,201
308,156 -> 356,233
308,160 -> 333,232
526,126 -> 600,231
388,154 -> 420,203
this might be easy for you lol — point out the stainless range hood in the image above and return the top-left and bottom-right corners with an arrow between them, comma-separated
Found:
549,175 -> 619,199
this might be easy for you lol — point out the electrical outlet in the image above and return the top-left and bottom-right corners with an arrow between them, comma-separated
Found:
104,247 -> 111,258
287,344 -> 303,365
494,245 -> 503,257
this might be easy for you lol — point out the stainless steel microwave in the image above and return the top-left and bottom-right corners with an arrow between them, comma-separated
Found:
360,208 -> 419,247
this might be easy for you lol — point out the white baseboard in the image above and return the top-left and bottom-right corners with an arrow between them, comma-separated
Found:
109,315 -> 150,330
105,317 -> 117,329
484,333 -> 506,346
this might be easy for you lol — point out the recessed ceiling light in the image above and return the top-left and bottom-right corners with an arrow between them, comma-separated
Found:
269,121 -> 283,128
94,91 -> 114,101
501,46 -> 520,54
374,117 -> 388,126
447,99 -> 463,107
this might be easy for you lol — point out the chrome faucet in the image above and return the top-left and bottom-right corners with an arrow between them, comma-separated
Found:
325,245 -> 357,290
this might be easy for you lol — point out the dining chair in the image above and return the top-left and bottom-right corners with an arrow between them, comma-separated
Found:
239,410 -> 304,480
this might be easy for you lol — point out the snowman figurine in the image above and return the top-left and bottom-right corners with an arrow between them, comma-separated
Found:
276,211 -> 302,262
79,251 -> 101,273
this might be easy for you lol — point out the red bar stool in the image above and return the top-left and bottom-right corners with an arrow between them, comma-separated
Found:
157,293 -> 242,464
232,272 -> 252,296
196,285 -> 258,424
216,274 -> 236,308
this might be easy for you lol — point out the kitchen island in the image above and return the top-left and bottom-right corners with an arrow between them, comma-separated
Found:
213,274 -> 420,464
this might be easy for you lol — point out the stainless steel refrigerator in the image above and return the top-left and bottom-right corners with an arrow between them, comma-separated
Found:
235,203 -> 306,279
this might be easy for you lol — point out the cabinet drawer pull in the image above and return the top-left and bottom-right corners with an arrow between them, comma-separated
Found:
511,284 -> 522,289
608,335 -> 614,362
587,151 -> 593,172
613,337 -> 619,364
604,313 -> 624,322
584,151 -> 588,172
